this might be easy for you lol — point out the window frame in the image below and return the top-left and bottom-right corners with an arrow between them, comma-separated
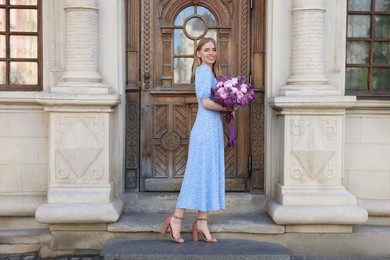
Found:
159,1 -> 231,90
0,0 -> 42,91
346,0 -> 390,98
172,5 -> 219,85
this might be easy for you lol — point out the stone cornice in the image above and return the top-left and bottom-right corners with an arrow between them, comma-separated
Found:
269,95 -> 357,111
35,93 -> 121,111
349,99 -> 390,110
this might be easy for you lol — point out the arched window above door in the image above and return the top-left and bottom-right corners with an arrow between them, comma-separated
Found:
173,6 -> 217,84
159,1 -> 231,89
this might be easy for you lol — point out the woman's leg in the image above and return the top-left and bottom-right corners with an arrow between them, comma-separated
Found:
161,208 -> 185,243
171,208 -> 185,239
195,211 -> 217,242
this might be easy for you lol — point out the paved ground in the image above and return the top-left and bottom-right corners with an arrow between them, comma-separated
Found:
2,252 -> 390,260
101,238 -> 290,259
1,253 -> 390,260
2,220 -> 390,260
2,237 -> 390,260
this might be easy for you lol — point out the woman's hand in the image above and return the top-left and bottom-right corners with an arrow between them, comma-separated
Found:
231,105 -> 240,119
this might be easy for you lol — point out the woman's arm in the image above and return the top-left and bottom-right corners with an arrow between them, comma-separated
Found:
202,98 -> 229,112
202,98 -> 240,117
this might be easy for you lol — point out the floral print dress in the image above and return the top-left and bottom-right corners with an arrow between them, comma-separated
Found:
176,64 -> 225,212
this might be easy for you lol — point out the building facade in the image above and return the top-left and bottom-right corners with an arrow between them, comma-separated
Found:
0,0 -> 389,252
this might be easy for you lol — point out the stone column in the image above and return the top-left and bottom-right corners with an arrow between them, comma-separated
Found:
267,0 -> 367,232
35,0 -> 123,224
54,0 -> 109,94
280,0 -> 340,96
287,0 -> 328,85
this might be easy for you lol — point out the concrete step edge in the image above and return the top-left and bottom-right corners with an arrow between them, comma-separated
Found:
108,213 -> 285,234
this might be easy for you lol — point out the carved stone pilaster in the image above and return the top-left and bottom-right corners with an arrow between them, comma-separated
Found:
35,95 -> 123,224
267,1 -> 366,232
35,0 -> 121,224
267,97 -> 367,232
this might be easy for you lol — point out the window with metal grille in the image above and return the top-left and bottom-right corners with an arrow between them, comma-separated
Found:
0,0 -> 41,91
346,0 -> 390,97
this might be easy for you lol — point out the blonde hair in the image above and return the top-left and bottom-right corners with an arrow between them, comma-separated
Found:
191,37 -> 221,81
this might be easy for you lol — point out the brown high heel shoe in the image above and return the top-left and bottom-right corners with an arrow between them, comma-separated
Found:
161,214 -> 184,243
192,218 -> 217,243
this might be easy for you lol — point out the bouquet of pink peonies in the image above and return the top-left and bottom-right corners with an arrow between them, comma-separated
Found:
211,75 -> 256,147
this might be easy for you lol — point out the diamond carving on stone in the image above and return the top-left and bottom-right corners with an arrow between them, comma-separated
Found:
57,120 -> 102,178
292,122 -> 335,179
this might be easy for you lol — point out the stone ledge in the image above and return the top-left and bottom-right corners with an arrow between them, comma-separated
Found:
35,198 -> 124,224
267,200 -> 368,228
0,245 -> 42,255
0,229 -> 51,245
107,213 -> 285,234
122,193 -> 267,215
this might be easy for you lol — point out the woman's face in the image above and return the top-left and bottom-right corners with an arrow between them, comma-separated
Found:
197,41 -> 217,68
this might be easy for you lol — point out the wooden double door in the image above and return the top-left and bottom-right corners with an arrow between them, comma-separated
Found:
125,0 -> 264,192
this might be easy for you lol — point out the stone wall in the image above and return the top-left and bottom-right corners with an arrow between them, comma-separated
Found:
0,102 -> 47,216
345,101 -> 390,219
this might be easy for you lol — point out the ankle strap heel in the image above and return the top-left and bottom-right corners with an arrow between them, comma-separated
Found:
192,218 -> 217,243
161,215 -> 184,243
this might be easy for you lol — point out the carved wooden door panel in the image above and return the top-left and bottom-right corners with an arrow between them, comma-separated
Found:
125,0 -> 265,192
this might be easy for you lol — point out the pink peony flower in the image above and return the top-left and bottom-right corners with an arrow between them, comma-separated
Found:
241,84 -> 248,94
224,80 -> 233,89
231,77 -> 238,85
236,91 -> 244,102
217,87 -> 225,94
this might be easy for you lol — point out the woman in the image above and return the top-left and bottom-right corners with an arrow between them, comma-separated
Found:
161,37 -> 238,243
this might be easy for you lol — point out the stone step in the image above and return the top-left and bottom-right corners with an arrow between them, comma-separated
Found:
0,229 -> 51,245
100,239 -> 291,260
122,193 -> 267,215
0,217 -> 49,231
0,229 -> 51,255
108,213 -> 285,234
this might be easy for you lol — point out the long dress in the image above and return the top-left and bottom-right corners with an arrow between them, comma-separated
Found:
176,64 -> 225,212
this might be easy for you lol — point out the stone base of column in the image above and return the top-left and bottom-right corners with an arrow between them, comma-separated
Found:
53,82 -> 111,95
267,199 -> 368,233
62,71 -> 102,83
36,197 -> 123,224
287,75 -> 329,86
279,84 -> 342,96
275,184 -> 359,205
46,184 -> 115,204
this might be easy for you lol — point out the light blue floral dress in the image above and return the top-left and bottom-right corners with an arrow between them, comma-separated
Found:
176,64 -> 225,212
